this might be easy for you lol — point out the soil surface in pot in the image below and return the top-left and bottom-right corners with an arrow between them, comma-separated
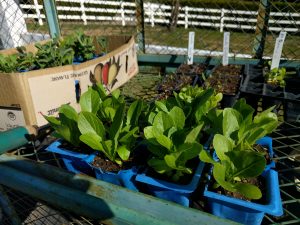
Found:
156,73 -> 194,99
92,156 -> 122,172
204,64 -> 242,95
216,175 -> 266,203
92,145 -> 150,173
176,63 -> 207,75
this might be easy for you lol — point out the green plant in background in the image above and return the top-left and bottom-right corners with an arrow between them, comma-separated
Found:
265,67 -> 286,87
168,85 -> 222,126
0,54 -> 18,73
144,101 -> 204,181
62,30 -> 96,61
16,46 -> 36,71
35,38 -> 74,69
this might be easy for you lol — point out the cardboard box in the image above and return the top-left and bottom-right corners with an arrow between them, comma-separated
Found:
0,36 -> 138,133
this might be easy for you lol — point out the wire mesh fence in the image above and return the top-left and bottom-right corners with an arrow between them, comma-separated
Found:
1,0 -> 299,62
143,0 -> 300,61
0,0 -> 50,50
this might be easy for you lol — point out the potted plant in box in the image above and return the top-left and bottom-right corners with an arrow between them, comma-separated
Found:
200,99 -> 283,224
45,84 -> 145,190
136,102 -> 205,206
61,30 -> 97,64
206,99 -> 278,170
135,87 -> 222,206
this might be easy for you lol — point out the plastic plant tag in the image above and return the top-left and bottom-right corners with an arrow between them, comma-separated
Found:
222,32 -> 230,66
279,31 -> 287,41
271,32 -> 286,70
187,32 -> 195,65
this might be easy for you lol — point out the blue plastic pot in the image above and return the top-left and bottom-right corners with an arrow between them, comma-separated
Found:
45,140 -> 94,175
73,54 -> 100,64
256,136 -> 275,170
85,156 -> 139,191
204,168 -> 283,225
135,161 -> 205,206
46,141 -> 139,190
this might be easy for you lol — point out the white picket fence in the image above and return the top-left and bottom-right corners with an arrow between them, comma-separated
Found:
20,0 -> 300,32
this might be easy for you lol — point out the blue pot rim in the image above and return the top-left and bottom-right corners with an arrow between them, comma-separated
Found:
135,161 -> 205,193
46,140 -> 94,161
204,168 -> 283,216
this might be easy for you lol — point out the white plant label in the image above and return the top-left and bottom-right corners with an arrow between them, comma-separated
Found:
279,31 -> 287,41
222,32 -> 230,66
271,37 -> 285,70
187,32 -> 195,65
0,108 -> 26,131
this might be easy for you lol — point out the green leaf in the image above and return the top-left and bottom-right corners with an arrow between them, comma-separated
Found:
199,150 -> 216,164
253,107 -> 278,135
154,133 -> 173,150
169,106 -> 185,129
109,103 -> 125,139
126,100 -> 142,127
80,88 -> 101,114
119,127 -> 139,144
226,150 -> 266,178
102,140 -> 114,161
44,115 -> 61,128
78,111 -> 105,138
153,111 -> 174,133
148,158 -> 172,174
155,101 -> 169,113
213,134 -> 233,161
213,163 -> 236,193
117,145 -> 131,161
59,104 -> 78,121
94,83 -> 107,100
233,98 -> 254,124
185,123 -> 204,143
111,89 -> 121,100
58,113 -> 81,146
80,133 -> 103,151
223,108 -> 242,138
234,183 -> 262,200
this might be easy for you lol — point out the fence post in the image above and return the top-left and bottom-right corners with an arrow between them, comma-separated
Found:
220,8 -> 225,32
43,0 -> 61,38
252,0 -> 271,59
185,6 -> 188,29
80,0 -> 87,25
121,1 -> 126,26
33,0 -> 43,25
135,0 -> 145,53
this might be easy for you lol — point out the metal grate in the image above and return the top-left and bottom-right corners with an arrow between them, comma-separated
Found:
263,122 -> 300,225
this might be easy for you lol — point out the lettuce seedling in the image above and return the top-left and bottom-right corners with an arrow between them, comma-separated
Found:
200,134 -> 266,199
144,101 -> 204,181
206,98 -> 278,152
44,104 -> 81,147
79,99 -> 143,165
173,86 -> 222,126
